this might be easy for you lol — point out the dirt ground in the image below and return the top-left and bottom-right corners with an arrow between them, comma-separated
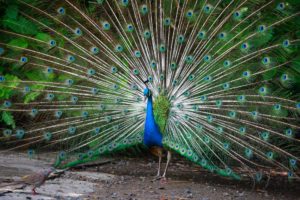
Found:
0,152 -> 299,200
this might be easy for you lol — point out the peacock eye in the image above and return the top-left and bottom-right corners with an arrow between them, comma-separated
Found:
159,44 -> 166,52
203,55 -> 211,62
258,25 -> 266,32
241,43 -> 248,49
91,46 -> 99,54
111,66 -> 118,73
200,95 -> 207,101
3,129 -> 12,137
259,87 -> 266,93
277,2 -> 285,10
204,4 -> 212,13
170,62 -> 177,70
0,76 -> 4,82
164,18 -> 171,26
115,44 -> 124,52
87,68 -> 96,76
102,21 -> 111,30
198,31 -> 206,39
57,7 -> 65,15
46,67 -> 53,73
262,57 -> 270,65
3,100 -> 11,107
134,50 -> 141,58
285,128 -> 293,136
20,56 -> 28,63
177,35 -> 185,43
121,0 -> 129,6
186,10 -> 193,18
283,39 -> 290,47
67,55 -> 75,62
223,83 -> 230,89
144,30 -> 151,39
0,47 -> 4,55
219,32 -> 225,39
16,129 -> 25,139
74,28 -> 82,35
140,4 -> 148,14
150,60 -> 157,68
49,40 -> 56,46
126,24 -> 134,32
234,11 -> 241,19
159,74 -> 165,81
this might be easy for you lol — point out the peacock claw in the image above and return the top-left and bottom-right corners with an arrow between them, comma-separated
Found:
152,175 -> 162,181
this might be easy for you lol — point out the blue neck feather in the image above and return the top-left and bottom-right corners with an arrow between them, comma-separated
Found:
143,95 -> 163,148
146,95 -> 154,121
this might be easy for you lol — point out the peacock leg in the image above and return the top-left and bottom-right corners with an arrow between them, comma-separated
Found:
32,188 -> 37,195
149,147 -> 164,180
157,156 -> 162,177
162,151 -> 172,178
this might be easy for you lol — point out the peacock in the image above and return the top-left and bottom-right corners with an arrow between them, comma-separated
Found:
0,0 -> 300,183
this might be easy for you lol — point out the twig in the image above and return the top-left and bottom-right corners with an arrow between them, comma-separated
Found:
71,159 -> 115,169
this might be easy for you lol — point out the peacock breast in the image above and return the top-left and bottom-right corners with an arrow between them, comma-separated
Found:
144,108 -> 163,148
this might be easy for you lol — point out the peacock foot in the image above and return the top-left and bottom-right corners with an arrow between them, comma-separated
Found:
32,188 -> 37,195
152,175 -> 162,182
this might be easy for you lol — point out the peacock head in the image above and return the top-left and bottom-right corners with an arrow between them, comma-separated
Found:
143,88 -> 152,99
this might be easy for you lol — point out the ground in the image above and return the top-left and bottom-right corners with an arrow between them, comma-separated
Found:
0,152 -> 299,200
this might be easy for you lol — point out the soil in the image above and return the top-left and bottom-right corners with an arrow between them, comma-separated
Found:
0,152 -> 299,200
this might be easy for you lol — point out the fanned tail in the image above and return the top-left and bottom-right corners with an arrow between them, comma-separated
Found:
0,0 -> 299,180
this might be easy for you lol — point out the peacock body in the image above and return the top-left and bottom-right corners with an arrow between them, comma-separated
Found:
0,0 -> 300,181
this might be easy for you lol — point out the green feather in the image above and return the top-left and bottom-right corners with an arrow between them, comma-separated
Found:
153,94 -> 171,133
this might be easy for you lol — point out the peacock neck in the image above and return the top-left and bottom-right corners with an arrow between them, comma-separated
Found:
146,95 -> 154,120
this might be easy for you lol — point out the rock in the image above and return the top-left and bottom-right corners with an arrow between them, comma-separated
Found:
185,188 -> 192,194
129,193 -> 136,197
264,192 -> 269,197
186,193 -> 193,198
223,192 -> 230,196
158,185 -> 165,190
147,162 -> 153,167
111,192 -> 118,198
139,177 -> 145,182
237,192 -> 245,197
